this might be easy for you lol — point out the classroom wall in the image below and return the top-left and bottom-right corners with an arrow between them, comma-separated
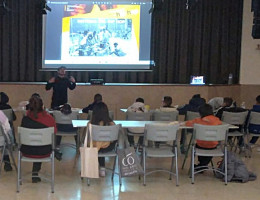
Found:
240,0 -> 260,85
1,83 -> 255,132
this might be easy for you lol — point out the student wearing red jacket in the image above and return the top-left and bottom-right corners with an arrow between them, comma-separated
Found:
21,96 -> 57,183
185,104 -> 222,168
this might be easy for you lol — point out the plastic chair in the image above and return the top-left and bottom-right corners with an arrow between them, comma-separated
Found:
2,109 -> 13,121
126,112 -> 152,150
2,109 -> 16,144
181,111 -> 200,169
17,127 -> 55,193
152,111 -> 179,121
221,111 -> 248,152
53,110 -> 80,152
85,124 -> 121,186
87,110 -> 114,120
246,112 -> 260,157
143,123 -> 179,186
0,123 -> 17,175
191,124 -> 229,184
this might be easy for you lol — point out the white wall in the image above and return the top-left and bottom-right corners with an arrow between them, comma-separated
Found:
240,0 -> 260,84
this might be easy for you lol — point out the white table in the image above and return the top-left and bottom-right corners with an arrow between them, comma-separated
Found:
72,120 -> 184,128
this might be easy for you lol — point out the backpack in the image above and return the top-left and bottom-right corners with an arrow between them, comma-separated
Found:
215,151 -> 257,183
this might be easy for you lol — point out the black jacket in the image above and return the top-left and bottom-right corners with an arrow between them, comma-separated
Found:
46,76 -> 76,109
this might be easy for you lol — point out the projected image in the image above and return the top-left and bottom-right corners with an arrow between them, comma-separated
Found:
43,0 -> 153,70
68,18 -> 131,57
61,4 -> 140,63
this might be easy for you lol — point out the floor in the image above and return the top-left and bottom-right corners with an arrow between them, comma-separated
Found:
1,136 -> 260,200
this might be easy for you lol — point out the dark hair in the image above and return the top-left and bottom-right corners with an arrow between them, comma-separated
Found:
199,104 -> 213,118
136,97 -> 144,103
28,96 -> 44,118
61,103 -> 72,115
223,97 -> 233,107
192,94 -> 201,98
256,95 -> 260,104
0,92 -> 9,104
90,102 -> 112,125
163,96 -> 172,107
94,93 -> 102,103
31,93 -> 40,98
57,66 -> 66,71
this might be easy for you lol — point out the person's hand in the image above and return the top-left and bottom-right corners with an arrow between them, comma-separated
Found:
48,77 -> 55,83
69,76 -> 76,83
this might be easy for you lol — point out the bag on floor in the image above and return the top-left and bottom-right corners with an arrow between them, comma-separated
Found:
80,124 -> 99,178
118,146 -> 144,177
215,151 -> 257,183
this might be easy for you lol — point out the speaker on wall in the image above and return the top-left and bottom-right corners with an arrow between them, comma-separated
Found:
252,0 -> 260,38
252,0 -> 260,12
252,25 -> 260,39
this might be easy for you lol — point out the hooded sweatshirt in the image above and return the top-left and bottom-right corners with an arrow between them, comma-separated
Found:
185,115 -> 222,148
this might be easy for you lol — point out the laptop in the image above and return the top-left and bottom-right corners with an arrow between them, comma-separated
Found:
190,76 -> 205,85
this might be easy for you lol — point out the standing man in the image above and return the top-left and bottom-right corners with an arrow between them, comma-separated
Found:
46,66 -> 76,109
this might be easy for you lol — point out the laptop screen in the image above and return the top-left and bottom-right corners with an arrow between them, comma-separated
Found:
190,76 -> 205,85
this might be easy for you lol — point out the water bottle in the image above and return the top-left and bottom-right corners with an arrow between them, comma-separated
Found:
228,73 -> 233,85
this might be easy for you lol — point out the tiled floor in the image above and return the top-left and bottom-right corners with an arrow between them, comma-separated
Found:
1,139 -> 260,200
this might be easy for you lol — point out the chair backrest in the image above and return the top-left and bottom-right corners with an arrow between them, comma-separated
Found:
248,111 -> 260,125
126,111 -> 151,121
185,111 -> 200,121
88,110 -> 114,120
0,123 -> 7,146
152,111 -> 179,121
18,127 -> 54,146
53,110 -> 79,124
90,124 -> 120,142
221,111 -> 248,125
145,124 -> 179,142
193,124 -> 229,141
2,109 -> 13,122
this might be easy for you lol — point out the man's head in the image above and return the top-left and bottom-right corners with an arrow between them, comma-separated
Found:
162,96 -> 172,107
136,97 -> 144,103
57,66 -> 66,78
199,104 -> 214,118
256,95 -> 260,104
223,97 -> 233,107
94,93 -> 102,103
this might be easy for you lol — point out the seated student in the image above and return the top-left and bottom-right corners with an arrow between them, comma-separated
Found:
127,97 -> 147,113
247,95 -> 260,148
177,94 -> 206,115
208,97 -> 224,113
215,97 -> 235,119
215,97 -> 247,147
25,93 -> 41,110
0,92 -> 17,120
178,94 -> 206,151
21,96 -> 58,183
82,93 -> 102,114
127,97 -> 148,147
185,104 -> 222,169
55,103 -> 78,148
88,102 -> 116,177
0,92 -> 17,143
157,96 -> 177,112
0,110 -> 14,171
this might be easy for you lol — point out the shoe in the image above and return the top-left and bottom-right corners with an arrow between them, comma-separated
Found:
55,150 -> 63,161
4,163 -> 13,172
32,172 -> 41,183
32,177 -> 41,183
99,167 -> 106,177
